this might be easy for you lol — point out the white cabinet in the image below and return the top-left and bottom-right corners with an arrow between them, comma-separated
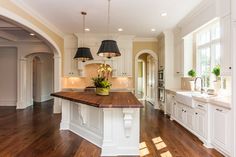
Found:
173,28 -> 183,75
220,15 -> 232,76
194,109 -> 207,139
63,35 -> 79,77
185,107 -> 195,130
211,105 -> 232,156
113,47 -> 132,77
174,41 -> 183,75
166,93 -> 175,115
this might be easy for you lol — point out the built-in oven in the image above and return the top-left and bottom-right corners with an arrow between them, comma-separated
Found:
158,70 -> 165,102
158,82 -> 165,102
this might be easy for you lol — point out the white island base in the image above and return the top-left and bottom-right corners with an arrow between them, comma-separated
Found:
60,99 -> 140,156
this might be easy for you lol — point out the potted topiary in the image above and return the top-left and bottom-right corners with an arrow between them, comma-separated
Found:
92,63 -> 112,96
188,69 -> 196,91
212,65 -> 221,92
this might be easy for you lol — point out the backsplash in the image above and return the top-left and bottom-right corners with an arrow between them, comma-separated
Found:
63,63 -> 133,89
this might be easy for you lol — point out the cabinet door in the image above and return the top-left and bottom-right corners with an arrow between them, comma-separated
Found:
123,49 -> 132,77
174,40 -> 183,75
185,108 -> 195,130
165,94 -> 172,115
64,48 -> 79,77
220,15 -> 232,76
211,106 -> 231,154
176,103 -> 184,122
195,109 -> 207,139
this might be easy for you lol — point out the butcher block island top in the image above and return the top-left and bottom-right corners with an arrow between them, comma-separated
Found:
51,91 -> 143,108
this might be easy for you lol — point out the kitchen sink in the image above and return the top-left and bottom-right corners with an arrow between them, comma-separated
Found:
175,91 -> 216,107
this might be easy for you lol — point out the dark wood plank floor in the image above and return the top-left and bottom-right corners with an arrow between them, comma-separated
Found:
0,100 -> 223,157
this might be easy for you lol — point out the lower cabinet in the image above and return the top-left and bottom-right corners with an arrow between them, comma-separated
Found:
211,105 -> 232,156
194,108 -> 207,139
167,93 -> 233,156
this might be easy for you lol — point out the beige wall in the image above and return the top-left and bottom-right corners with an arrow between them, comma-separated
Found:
0,0 -> 64,58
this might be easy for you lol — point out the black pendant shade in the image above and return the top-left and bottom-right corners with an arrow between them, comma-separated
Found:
97,40 -> 121,58
74,47 -> 93,62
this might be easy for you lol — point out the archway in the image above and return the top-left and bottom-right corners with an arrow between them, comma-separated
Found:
135,49 -> 159,109
0,9 -> 62,113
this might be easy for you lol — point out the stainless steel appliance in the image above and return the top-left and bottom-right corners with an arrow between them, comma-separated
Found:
158,70 -> 165,102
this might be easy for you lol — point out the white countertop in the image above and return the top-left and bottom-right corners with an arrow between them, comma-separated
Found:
166,88 -> 232,110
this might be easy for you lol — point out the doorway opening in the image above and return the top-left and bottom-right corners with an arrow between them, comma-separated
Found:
135,50 -> 158,108
26,53 -> 54,106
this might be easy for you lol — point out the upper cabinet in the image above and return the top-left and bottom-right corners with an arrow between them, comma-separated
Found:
157,34 -> 165,69
220,15 -> 232,76
173,28 -> 184,75
63,35 -> 79,77
113,39 -> 133,77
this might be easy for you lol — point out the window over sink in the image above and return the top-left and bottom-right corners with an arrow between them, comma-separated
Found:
195,19 -> 220,87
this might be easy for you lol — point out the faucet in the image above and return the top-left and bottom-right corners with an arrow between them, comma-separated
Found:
194,77 -> 204,94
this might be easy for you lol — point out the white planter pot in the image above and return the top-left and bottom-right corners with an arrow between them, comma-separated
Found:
189,81 -> 195,91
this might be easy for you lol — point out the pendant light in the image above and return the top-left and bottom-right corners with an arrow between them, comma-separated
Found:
74,12 -> 93,62
97,0 -> 121,59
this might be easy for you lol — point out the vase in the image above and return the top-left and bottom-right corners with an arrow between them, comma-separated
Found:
213,80 -> 221,94
189,81 -> 195,91
96,88 -> 110,96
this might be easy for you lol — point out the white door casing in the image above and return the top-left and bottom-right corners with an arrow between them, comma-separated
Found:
135,50 -> 158,108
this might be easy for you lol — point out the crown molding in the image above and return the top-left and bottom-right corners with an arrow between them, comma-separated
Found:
10,0 -> 65,38
177,0 -> 215,28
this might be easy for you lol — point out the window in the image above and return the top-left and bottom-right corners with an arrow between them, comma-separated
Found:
195,20 -> 220,87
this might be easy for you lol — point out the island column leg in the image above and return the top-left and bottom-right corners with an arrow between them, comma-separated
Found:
60,99 -> 70,130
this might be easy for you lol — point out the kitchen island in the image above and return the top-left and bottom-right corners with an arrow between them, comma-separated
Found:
51,91 -> 143,156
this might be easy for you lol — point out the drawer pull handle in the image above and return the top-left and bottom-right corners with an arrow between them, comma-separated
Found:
216,109 -> 223,112
198,105 -> 203,108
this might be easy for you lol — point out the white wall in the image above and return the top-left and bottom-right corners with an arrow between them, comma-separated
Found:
0,47 -> 17,106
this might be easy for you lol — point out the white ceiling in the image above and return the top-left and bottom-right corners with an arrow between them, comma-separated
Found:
16,0 -> 202,37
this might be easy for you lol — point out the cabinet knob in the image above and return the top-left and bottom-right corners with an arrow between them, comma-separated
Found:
229,67 -> 232,69
195,112 -> 198,115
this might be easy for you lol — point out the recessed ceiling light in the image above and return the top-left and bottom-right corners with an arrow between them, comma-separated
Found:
84,28 -> 90,32
161,12 -> 167,17
118,28 -> 123,32
151,28 -> 156,32
30,33 -> 35,36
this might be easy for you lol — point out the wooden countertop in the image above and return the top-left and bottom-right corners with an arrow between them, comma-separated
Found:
51,91 -> 143,108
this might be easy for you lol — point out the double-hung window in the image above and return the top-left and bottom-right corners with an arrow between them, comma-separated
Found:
195,20 -> 220,87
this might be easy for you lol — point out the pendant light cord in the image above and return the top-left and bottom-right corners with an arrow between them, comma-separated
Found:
107,0 -> 111,39
81,12 -> 87,47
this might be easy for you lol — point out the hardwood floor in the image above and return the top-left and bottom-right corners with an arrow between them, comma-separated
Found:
0,100 -> 223,157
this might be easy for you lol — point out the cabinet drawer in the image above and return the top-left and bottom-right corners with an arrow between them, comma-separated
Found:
195,101 -> 207,111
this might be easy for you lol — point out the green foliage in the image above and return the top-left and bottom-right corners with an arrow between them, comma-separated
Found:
188,69 -> 196,78
92,76 -> 112,88
212,65 -> 220,77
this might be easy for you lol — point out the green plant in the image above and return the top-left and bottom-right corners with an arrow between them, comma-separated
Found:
212,65 -> 220,80
92,76 -> 112,88
188,69 -> 196,78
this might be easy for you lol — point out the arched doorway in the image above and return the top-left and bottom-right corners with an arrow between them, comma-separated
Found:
0,10 -> 62,113
135,50 -> 159,109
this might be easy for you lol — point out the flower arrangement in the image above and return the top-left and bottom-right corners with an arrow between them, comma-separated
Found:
92,63 -> 112,95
